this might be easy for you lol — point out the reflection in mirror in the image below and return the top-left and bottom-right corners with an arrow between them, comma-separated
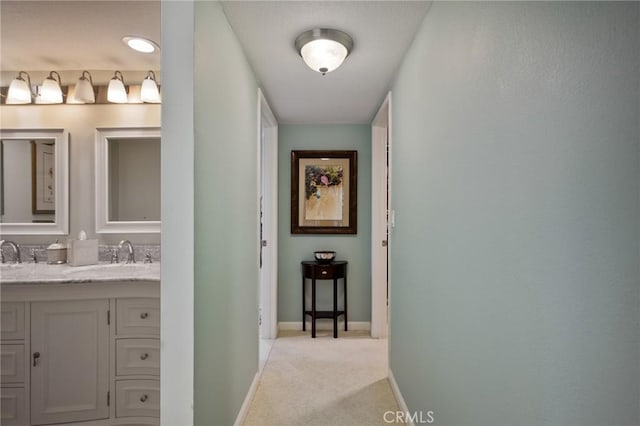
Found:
108,137 -> 160,221
0,129 -> 69,235
95,127 -> 161,234
1,139 -> 56,223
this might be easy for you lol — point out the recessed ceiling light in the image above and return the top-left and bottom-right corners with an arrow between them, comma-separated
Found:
122,36 -> 160,54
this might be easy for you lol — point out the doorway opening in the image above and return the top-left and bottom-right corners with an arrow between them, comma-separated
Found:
258,89 -> 278,369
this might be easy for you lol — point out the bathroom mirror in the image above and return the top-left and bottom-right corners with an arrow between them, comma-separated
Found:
0,129 -> 69,235
95,127 -> 161,233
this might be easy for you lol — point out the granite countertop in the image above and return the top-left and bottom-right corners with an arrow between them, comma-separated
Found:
0,262 -> 160,285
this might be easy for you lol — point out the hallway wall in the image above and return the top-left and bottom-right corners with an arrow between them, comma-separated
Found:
389,2 -> 640,425
278,124 -> 372,324
193,1 -> 259,424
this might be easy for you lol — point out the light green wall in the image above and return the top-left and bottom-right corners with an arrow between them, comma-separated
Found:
390,2 -> 639,426
194,2 -> 259,424
278,125 -> 372,323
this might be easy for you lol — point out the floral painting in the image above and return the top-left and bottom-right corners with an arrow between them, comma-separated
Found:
304,165 -> 343,221
291,150 -> 357,234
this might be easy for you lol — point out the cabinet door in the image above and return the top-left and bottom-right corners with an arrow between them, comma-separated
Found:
30,300 -> 109,425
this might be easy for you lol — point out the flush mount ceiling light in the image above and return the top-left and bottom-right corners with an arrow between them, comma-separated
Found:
295,28 -> 353,75
6,71 -> 34,104
122,36 -> 160,54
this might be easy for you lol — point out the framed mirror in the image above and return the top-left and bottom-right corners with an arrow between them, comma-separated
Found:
0,129 -> 69,235
95,127 -> 161,233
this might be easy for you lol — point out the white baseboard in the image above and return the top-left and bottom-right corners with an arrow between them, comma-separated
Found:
388,369 -> 414,426
233,371 -> 260,426
278,320 -> 370,332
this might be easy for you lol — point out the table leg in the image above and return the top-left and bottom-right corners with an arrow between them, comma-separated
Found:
311,278 -> 316,338
344,274 -> 348,331
333,278 -> 338,338
302,276 -> 306,332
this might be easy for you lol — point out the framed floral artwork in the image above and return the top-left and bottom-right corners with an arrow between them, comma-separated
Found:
291,150 -> 357,234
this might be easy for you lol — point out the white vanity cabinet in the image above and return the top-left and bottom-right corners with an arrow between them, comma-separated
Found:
1,302 -> 28,426
1,279 -> 159,426
30,300 -> 110,425
114,298 -> 160,420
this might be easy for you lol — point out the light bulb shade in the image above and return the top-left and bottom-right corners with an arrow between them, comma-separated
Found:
295,28 -> 353,75
6,71 -> 33,104
300,39 -> 349,74
107,71 -> 128,103
73,71 -> 95,103
38,72 -> 63,104
140,71 -> 161,103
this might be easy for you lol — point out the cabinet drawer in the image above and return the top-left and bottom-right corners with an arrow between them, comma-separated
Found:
302,262 -> 346,280
116,380 -> 160,418
0,387 -> 26,426
0,345 -> 25,384
116,339 -> 160,376
1,303 -> 25,340
117,299 -> 160,336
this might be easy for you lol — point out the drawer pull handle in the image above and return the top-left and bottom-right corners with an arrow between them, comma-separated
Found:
140,394 -> 148,403
140,353 -> 149,360
140,312 -> 149,319
33,352 -> 40,367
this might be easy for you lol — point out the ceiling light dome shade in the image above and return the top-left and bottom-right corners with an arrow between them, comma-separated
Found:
38,71 -> 63,104
73,71 -> 95,103
295,28 -> 353,75
140,71 -> 161,103
7,71 -> 33,104
108,71 -> 128,103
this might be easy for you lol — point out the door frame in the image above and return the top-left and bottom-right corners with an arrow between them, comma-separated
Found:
371,92 -> 391,338
258,89 -> 278,339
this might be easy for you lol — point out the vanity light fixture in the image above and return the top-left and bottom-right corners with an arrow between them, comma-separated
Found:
295,28 -> 353,75
72,70 -> 96,104
107,71 -> 128,103
2,71 -> 162,105
36,71 -> 64,104
140,70 -> 161,103
122,36 -> 159,54
6,71 -> 34,104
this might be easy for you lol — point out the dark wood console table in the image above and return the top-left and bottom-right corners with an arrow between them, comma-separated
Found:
301,260 -> 348,338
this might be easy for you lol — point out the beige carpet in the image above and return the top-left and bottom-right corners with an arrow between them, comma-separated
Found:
243,330 -> 400,426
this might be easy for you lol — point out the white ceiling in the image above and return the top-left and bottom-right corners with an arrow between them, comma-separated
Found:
222,1 -> 431,123
0,1 -> 160,73
1,0 -> 430,124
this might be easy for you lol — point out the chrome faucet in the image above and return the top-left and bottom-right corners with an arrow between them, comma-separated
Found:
0,240 -> 22,264
118,240 -> 136,264
110,248 -> 118,264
